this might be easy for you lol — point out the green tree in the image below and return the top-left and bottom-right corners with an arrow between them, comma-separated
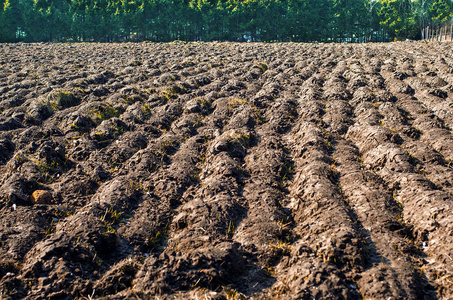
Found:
29,0 -> 72,41
333,0 -> 369,42
1,0 -> 453,42
428,0 -> 453,24
1,0 -> 23,41
286,0 -> 332,41
378,0 -> 417,39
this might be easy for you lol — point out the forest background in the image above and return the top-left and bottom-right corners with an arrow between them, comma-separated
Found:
0,0 -> 452,43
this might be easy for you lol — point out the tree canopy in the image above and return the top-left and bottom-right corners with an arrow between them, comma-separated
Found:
0,0 -> 452,42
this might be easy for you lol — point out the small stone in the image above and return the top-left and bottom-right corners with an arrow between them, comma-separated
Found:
31,190 -> 52,205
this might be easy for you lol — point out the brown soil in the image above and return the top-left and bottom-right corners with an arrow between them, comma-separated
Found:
0,41 -> 452,299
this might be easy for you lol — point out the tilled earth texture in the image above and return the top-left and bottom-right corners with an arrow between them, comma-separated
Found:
1,41 -> 453,300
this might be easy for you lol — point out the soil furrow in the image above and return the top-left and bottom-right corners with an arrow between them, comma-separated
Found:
318,60 -> 430,297
2,42 -> 453,299
346,123 -> 453,298
333,137 -> 435,299
277,120 -> 362,299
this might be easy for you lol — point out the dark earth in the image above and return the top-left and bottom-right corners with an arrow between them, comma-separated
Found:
0,41 -> 453,299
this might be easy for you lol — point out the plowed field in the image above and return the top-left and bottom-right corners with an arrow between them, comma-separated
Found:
1,41 -> 453,299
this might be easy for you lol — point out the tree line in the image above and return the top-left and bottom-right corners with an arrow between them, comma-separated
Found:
0,0 -> 452,43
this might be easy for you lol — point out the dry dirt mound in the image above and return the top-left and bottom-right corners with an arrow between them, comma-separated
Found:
0,41 -> 453,299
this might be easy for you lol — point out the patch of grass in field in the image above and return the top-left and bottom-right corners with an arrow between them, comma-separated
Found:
89,103 -> 124,124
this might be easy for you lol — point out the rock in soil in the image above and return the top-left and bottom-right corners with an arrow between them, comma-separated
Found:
30,190 -> 52,205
